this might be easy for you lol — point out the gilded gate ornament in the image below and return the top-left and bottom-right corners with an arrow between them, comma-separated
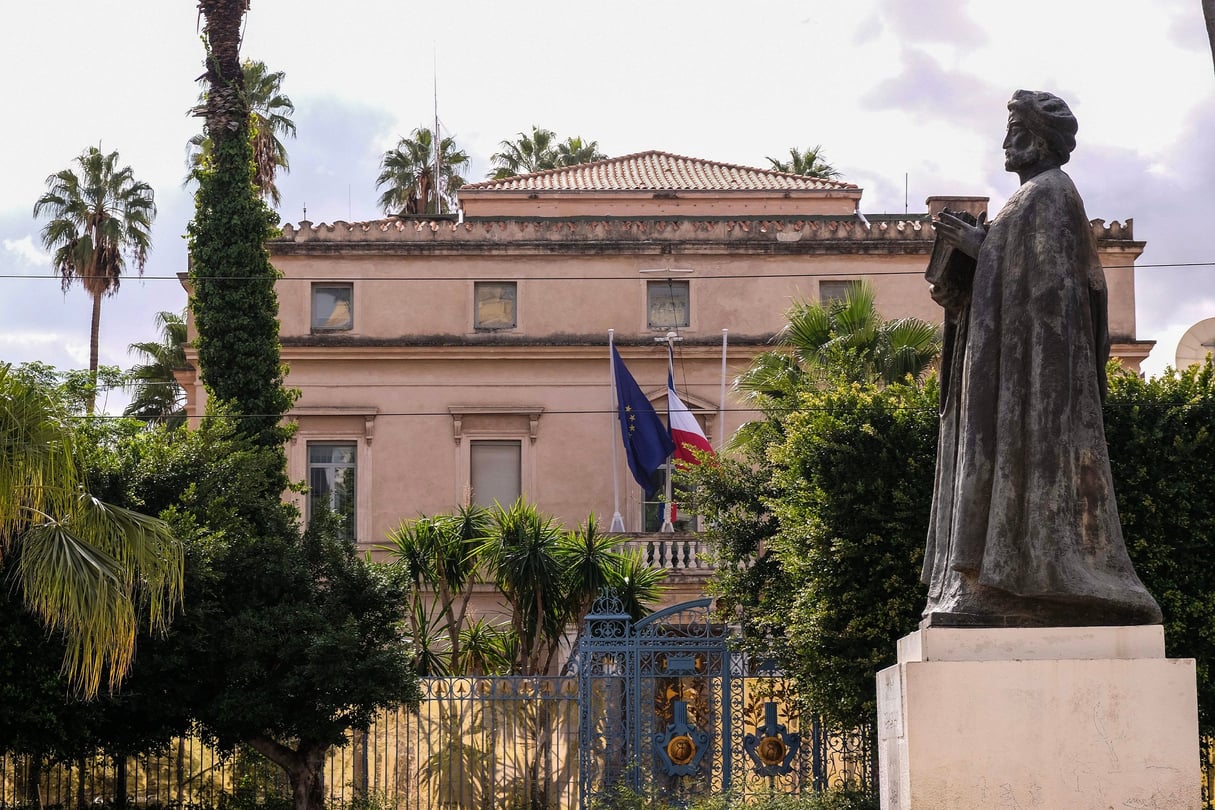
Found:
653,700 -> 710,776
743,701 -> 800,776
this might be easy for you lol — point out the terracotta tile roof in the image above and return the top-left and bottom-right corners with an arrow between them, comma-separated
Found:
461,150 -> 858,193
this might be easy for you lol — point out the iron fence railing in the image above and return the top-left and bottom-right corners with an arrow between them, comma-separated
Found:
9,678 -> 1207,809
0,676 -> 580,810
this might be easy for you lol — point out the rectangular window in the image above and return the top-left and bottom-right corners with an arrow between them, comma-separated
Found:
312,284 -> 353,331
308,442 -> 357,541
470,439 -> 521,508
647,280 -> 690,329
475,282 -> 517,329
818,279 -> 854,305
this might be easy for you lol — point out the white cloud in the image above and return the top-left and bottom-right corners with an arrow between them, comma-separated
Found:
64,340 -> 90,367
3,235 -> 48,267
0,330 -> 62,350
1,0 -> 1212,374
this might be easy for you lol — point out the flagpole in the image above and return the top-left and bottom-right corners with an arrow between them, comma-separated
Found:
608,329 -> 625,532
718,328 -> 728,452
660,333 -> 677,533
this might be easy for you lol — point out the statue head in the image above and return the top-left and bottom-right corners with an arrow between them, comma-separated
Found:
1004,90 -> 1078,176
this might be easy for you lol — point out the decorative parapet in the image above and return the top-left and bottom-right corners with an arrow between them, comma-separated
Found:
1091,218 -> 1133,240
276,215 -> 1137,248
276,216 -> 930,246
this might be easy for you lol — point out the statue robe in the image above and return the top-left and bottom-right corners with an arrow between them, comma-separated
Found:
922,168 -> 1161,626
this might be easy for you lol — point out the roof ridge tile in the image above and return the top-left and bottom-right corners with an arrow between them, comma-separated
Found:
461,150 -> 858,193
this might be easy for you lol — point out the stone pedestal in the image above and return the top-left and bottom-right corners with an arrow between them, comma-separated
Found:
877,625 -> 1200,809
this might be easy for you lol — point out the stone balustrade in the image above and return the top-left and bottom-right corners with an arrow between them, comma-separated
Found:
618,533 -> 712,575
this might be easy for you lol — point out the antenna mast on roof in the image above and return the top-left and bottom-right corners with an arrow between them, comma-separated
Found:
434,49 -> 443,216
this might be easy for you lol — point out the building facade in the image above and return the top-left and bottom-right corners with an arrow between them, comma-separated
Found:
177,151 -> 1149,606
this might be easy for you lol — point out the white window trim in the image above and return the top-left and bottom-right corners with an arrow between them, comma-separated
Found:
287,407 -> 377,544
448,406 -> 543,508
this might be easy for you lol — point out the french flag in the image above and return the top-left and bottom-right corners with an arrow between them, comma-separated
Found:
668,372 -> 714,466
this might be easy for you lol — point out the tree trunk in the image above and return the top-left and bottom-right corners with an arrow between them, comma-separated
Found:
351,729 -> 368,798
25,755 -> 44,810
76,756 -> 87,810
114,756 -> 128,810
198,0 -> 249,136
246,736 -> 328,810
1205,0 -> 1215,75
87,291 -> 102,413
175,738 -> 185,803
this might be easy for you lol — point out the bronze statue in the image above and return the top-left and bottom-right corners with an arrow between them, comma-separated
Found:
922,90 -> 1162,627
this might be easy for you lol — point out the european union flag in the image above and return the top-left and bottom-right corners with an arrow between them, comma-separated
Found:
612,345 -> 675,499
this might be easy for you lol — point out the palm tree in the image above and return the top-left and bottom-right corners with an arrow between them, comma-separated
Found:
1204,0 -> 1215,75
488,126 -> 560,179
0,364 -> 183,696
555,136 -> 607,167
186,59 -> 296,206
383,504 -> 489,670
478,499 -> 567,674
376,126 -> 470,216
555,514 -> 626,633
123,310 -> 188,428
737,280 -> 940,406
34,146 -> 156,413
614,549 -> 667,621
765,145 -> 841,180
457,617 -> 515,675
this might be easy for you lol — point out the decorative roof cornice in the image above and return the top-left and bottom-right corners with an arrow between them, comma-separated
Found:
278,215 -> 925,244
460,150 -> 858,193
274,215 -> 1137,251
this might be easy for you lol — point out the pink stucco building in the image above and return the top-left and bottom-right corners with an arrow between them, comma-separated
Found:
177,151 -> 1149,605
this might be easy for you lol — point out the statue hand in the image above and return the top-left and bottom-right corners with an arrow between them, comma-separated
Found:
933,212 -> 986,260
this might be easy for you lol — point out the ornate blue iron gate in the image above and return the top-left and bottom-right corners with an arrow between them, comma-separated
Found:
576,595 -> 816,808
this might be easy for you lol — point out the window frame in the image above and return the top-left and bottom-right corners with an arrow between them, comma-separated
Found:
306,440 -> 358,541
474,281 -> 518,331
311,283 -> 354,332
468,438 -> 524,509
646,279 -> 691,330
818,279 -> 855,306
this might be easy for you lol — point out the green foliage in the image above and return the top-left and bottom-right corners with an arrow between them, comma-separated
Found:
187,109 -> 293,450
768,377 -> 936,727
0,576 -> 96,760
692,291 -> 939,733
735,282 -> 939,438
60,414 -> 421,810
489,126 -> 607,179
187,59 -> 296,206
386,501 -> 666,675
1105,359 -> 1215,736
383,505 -> 490,673
13,361 -> 127,416
32,145 -> 156,403
765,146 -> 841,180
0,363 -> 182,697
376,126 -> 470,216
124,310 -> 188,428
703,351 -> 1215,742
329,791 -> 395,810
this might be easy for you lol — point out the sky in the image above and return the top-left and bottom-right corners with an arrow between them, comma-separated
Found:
2,0 -> 1212,412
